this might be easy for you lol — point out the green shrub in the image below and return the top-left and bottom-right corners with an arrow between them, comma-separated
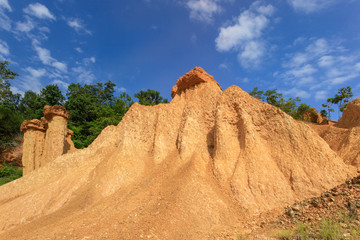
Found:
294,222 -> 310,240
277,229 -> 293,239
0,162 -> 22,186
319,219 -> 342,240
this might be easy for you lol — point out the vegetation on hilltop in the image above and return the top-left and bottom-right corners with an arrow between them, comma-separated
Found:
0,60 -> 168,150
249,87 -> 316,121
0,60 -> 355,151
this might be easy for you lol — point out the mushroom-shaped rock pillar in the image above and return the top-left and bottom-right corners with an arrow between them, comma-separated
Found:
41,105 -> 70,167
20,119 -> 46,175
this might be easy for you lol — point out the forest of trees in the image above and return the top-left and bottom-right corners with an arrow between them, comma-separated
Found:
0,61 -> 168,149
0,60 -> 355,151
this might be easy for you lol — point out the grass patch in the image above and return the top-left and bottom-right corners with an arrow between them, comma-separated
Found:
0,162 -> 22,186
277,229 -> 293,239
293,222 -> 311,240
276,210 -> 360,239
319,219 -> 342,240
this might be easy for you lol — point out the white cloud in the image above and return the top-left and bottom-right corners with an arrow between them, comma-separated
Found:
287,64 -> 317,78
219,63 -> 229,70
318,55 -> 334,67
52,61 -> 67,72
0,4 -> 11,31
75,47 -> 83,53
33,44 -> 52,64
26,67 -> 46,78
32,41 -> 67,72
186,0 -> 222,23
15,18 -> 35,32
277,36 -> 360,105
286,53 -> 309,68
215,1 -> 274,68
19,67 -> 46,93
297,76 -> 315,86
67,18 -> 91,34
355,62 -> 360,71
52,79 -> 69,89
237,40 -> 265,68
0,39 -> 9,56
23,3 -> 55,20
305,38 -> 330,56
117,87 -> 127,92
83,57 -> 96,65
314,90 -> 327,101
287,0 -> 337,13
0,0 -> 11,12
283,87 -> 311,99
328,73 -> 360,85
72,66 -> 95,84
10,86 -> 25,96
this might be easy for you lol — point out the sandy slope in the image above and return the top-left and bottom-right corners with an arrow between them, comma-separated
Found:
0,67 -> 356,239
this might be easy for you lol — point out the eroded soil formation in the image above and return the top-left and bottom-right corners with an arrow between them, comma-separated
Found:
0,67 -> 359,239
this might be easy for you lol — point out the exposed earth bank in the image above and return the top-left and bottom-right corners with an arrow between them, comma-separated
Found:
0,67 -> 358,239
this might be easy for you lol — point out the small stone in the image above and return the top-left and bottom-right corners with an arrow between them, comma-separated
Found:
311,198 -> 319,207
343,232 -> 351,238
340,223 -> 348,228
292,206 -> 301,212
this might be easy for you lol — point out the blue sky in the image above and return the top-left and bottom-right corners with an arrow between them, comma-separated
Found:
0,0 -> 359,112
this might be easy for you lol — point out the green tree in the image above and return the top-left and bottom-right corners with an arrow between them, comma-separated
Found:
264,89 -> 283,107
65,83 -> 134,148
248,87 -> 316,121
100,81 -> 116,106
0,61 -> 22,150
19,91 -> 45,119
134,89 -> 169,106
249,87 -> 265,101
320,109 -> 327,118
0,61 -> 19,103
113,92 -> 134,116
40,84 -> 65,106
321,104 -> 334,120
326,86 -> 353,120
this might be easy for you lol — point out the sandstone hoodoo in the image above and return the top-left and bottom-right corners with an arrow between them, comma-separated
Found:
0,67 -> 357,239
20,119 -> 46,175
20,105 -> 75,175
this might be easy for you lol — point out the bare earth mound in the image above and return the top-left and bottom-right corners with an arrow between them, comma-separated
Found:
307,98 -> 360,168
0,67 -> 357,239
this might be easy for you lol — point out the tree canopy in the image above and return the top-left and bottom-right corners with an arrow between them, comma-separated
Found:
0,61 -> 169,149
249,87 -> 313,120
326,86 -> 353,120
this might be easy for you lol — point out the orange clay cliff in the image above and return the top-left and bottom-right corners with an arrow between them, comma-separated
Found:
0,67 -> 358,239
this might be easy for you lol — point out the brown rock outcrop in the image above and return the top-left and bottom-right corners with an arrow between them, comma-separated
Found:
336,98 -> 360,128
171,66 -> 222,98
41,105 -> 70,166
20,119 -> 46,175
20,106 -> 75,175
302,108 -> 323,124
311,98 -> 360,168
0,67 -> 356,239
64,129 -> 76,154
